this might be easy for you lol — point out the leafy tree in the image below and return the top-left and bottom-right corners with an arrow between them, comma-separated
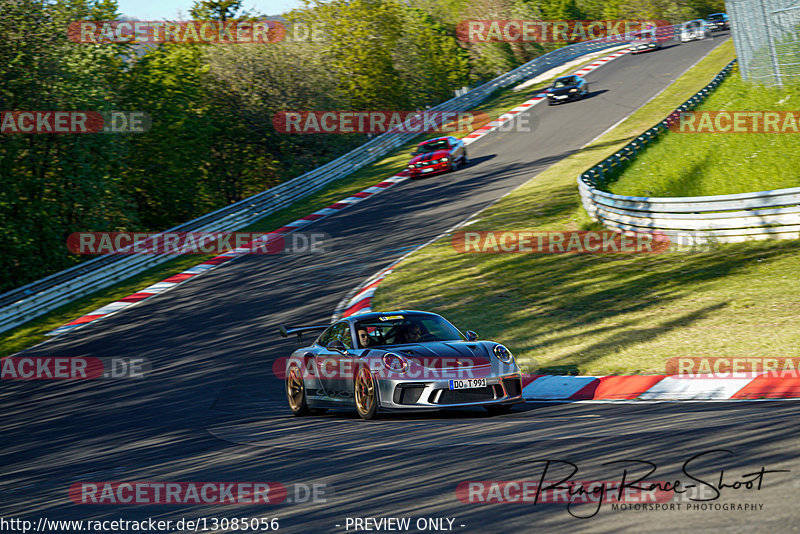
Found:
189,0 -> 246,21
121,43 -> 217,228
291,0 -> 410,109
0,0 -> 135,291
393,7 -> 471,106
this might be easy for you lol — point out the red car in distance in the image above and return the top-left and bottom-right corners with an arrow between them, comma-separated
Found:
406,136 -> 468,178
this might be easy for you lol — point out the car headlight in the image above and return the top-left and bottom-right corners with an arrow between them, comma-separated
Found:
440,157 -> 449,163
493,344 -> 514,364
569,88 -> 578,93
408,164 -> 415,168
382,352 -> 408,373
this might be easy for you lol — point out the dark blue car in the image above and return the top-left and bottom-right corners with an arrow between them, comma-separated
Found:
547,75 -> 589,106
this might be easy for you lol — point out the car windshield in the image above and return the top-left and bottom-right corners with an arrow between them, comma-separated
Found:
553,77 -> 577,88
354,314 -> 465,347
708,14 -> 725,20
412,140 -> 449,155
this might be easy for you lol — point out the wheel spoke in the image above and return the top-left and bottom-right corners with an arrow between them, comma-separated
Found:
356,369 -> 375,414
287,368 -> 304,409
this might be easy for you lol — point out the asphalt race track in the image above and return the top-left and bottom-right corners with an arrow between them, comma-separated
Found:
4,33 -> 799,532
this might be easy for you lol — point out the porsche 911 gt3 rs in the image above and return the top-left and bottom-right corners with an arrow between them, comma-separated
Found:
279,311 -> 523,419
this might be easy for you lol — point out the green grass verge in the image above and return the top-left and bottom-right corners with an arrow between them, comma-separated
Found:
373,40 -> 800,376
609,63 -> 800,197
0,50 -> 612,358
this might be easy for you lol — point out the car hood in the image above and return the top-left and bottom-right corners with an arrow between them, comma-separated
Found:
383,341 -> 493,368
409,148 -> 450,165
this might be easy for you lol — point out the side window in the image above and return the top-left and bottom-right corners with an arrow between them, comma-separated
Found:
319,322 -> 353,349
316,326 -> 335,346
335,322 -> 354,349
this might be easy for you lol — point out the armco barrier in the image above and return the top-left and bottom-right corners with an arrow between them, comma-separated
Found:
0,28 -> 678,335
578,59 -> 800,244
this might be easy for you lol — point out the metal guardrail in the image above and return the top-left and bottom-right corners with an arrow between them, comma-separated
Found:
578,59 -> 800,244
0,29 -> 672,334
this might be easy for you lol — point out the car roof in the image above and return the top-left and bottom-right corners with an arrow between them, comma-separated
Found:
344,310 -> 442,323
419,137 -> 449,144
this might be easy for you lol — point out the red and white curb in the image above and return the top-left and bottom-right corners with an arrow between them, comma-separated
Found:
462,48 -> 631,143
572,49 -> 631,77
336,262 -> 402,319
520,373 -> 800,401
46,174 -> 409,337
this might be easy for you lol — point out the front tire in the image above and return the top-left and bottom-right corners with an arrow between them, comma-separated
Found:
354,366 -> 378,420
286,365 -> 310,416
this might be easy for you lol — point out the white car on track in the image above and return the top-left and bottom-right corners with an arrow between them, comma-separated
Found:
681,20 -> 712,42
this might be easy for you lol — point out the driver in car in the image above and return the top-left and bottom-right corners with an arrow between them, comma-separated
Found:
405,323 -> 423,343
357,327 -> 375,348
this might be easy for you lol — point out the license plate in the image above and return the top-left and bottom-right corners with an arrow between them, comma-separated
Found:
421,168 -> 434,173
449,378 -> 487,390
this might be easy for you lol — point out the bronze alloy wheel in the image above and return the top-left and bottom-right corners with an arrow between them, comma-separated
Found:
286,365 -> 309,416
354,366 -> 378,420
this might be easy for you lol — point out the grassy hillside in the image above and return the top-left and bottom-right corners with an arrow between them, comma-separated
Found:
609,65 -> 800,197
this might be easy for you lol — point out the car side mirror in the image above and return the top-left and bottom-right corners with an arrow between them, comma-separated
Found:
327,339 -> 349,355
465,331 -> 478,341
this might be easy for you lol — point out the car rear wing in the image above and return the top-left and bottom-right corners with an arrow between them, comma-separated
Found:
278,324 -> 328,342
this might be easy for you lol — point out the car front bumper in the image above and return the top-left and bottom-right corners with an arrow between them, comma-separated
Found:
375,372 -> 525,410
548,93 -> 581,103
408,162 -> 452,176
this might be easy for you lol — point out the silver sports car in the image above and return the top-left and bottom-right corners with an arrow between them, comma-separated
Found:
279,310 -> 524,420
